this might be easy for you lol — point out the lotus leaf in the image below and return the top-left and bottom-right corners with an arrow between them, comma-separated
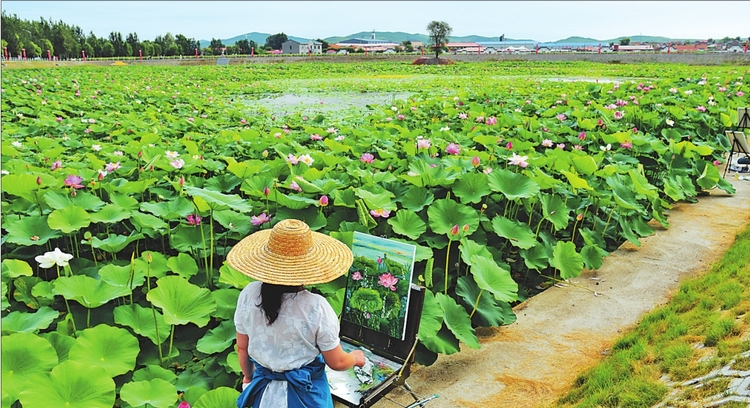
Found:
211,288 -> 241,320
451,172 -> 491,204
196,320 -> 236,354
3,215 -> 62,246
468,255 -> 518,303
1,306 -> 58,335
388,211 -> 427,240
89,204 -> 131,224
44,190 -> 105,212
427,198 -> 479,237
436,292 -> 479,349
147,275 -> 217,327
551,241 -> 584,280
54,275 -> 131,308
140,196 -> 195,221
2,332 -> 59,405
540,194 -> 570,231
491,216 -> 538,249
113,304 -> 170,346
455,276 -> 517,327
18,360 -> 115,408
487,168 -> 541,200
2,258 -> 33,278
120,378 -> 178,408
92,232 -> 145,254
132,364 -> 178,383
184,186 -> 253,213
193,387 -> 240,408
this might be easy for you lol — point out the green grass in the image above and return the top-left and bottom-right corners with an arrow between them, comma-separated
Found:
555,224 -> 750,407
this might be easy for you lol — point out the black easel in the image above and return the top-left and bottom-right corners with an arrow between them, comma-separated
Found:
723,107 -> 750,177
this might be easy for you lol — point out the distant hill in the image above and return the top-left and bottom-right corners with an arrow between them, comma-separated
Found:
199,30 -> 702,49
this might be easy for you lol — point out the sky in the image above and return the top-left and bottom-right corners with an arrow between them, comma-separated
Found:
2,1 -> 749,43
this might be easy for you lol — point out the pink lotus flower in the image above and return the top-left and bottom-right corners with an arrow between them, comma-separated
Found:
319,195 -> 329,207
240,118 -> 247,124
736,91 -> 745,97
286,154 -> 299,165
505,141 -> 513,150
613,111 -> 624,120
573,145 -> 583,150
179,177 -> 185,186
621,141 -> 633,149
416,138 -> 431,150
360,153 -> 375,163
508,153 -> 529,168
485,116 -> 497,126
251,213 -> 272,226
378,273 -> 398,291
370,209 -> 391,218
64,174 -> 85,189
186,214 -> 201,226
56,117 -> 63,122
352,271 -> 363,281
471,156 -> 481,168
696,106 -> 706,112
178,402 -> 190,408
578,132 -> 586,140
187,117 -> 194,122
97,170 -> 107,180
397,114 -> 405,120
557,143 -> 566,149
542,139 -> 553,147
170,159 -> 185,169
556,113 -> 567,121
483,167 -> 493,174
105,162 -> 120,172
445,143 -> 461,155
476,116 -> 485,123
458,113 -> 468,120
289,181 -> 302,192
310,134 -> 322,141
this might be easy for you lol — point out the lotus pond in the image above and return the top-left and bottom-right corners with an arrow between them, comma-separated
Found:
1,60 -> 748,408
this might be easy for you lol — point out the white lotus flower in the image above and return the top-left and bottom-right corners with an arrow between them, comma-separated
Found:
35,247 -> 74,268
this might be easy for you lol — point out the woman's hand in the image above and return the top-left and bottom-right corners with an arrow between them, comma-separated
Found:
350,350 -> 366,367
241,375 -> 251,391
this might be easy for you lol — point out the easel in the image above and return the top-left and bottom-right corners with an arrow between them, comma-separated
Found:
328,284 -> 438,408
723,107 -> 750,177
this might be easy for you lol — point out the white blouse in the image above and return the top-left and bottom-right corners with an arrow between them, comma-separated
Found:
234,281 -> 341,407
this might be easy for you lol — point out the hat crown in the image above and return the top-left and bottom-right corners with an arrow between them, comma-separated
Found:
267,219 -> 313,257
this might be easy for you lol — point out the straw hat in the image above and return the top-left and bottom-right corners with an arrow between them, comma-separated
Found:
226,219 -> 353,285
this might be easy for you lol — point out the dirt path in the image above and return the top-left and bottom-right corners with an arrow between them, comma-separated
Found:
374,177 -> 750,408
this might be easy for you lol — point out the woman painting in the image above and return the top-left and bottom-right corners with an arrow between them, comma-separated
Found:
228,219 -> 366,408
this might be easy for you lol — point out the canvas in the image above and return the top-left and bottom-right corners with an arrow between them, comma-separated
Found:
341,232 -> 417,340
326,341 -> 402,406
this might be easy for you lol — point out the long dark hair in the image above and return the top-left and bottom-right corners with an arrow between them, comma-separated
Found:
258,283 -> 300,325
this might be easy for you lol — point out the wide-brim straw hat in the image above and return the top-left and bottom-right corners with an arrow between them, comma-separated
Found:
226,219 -> 353,286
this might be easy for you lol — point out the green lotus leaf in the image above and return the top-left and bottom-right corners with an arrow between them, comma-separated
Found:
184,186 -> 253,213
204,173 -> 243,193
491,216 -> 537,249
18,276 -> 54,309
196,319 -> 236,354
226,350 -> 242,374
1,281 -> 8,310
47,205 -> 91,234
487,168 -> 540,200
113,304 -> 170,346
130,211 -> 170,235
193,387 -> 240,408
213,209 -> 252,237
218,263 -> 254,289
44,190 -> 105,212
452,172 -> 491,204
120,379 -> 178,408
435,292 -> 479,349
520,244 -> 551,271
92,232 -> 144,254
2,332 -> 59,405
559,170 -> 593,192
4,215 -> 62,246
140,196 -> 195,221
330,188 -> 357,208
420,325 -> 461,355
2,258 -> 33,278
40,332 -> 77,362
696,161 -> 721,190
628,169 -> 659,197
455,276 -> 516,327
1,306 -> 58,335
98,263 -> 146,289
18,360 -> 115,408
631,215 -> 655,238
458,238 -> 493,266
468,255 -> 518,303
541,194 -> 570,231
211,288 -> 241,320
175,368 -> 211,391
68,324 -> 140,377
417,289 -> 443,341
427,198 -> 479,237
109,193 -> 140,210
400,186 -> 435,212
1,173 -> 42,202
572,155 -> 598,175
166,253 -> 199,279
170,224 -> 209,252
132,365 -> 178,383
552,241 -> 584,280
54,275 -> 130,308
111,178 -> 157,195
618,216 -> 642,246
581,244 -> 604,270
387,210 -> 426,240
89,204 -> 131,224
606,175 -> 645,212
355,188 -> 396,211
147,275 -> 217,327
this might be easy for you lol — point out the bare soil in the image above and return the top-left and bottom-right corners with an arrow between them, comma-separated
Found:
371,178 -> 750,408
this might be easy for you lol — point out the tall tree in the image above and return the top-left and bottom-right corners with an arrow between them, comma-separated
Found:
619,37 -> 631,46
209,38 -> 224,55
315,38 -> 329,52
265,33 -> 288,50
126,32 -> 139,56
426,20 -> 452,59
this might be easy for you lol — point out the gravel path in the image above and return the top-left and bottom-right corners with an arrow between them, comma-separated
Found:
364,176 -> 750,408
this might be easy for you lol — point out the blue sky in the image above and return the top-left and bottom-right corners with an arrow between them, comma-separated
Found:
2,1 -> 749,42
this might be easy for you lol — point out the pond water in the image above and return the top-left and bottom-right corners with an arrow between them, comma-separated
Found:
243,91 -> 412,117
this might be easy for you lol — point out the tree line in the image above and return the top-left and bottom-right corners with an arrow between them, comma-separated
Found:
0,12 -> 335,60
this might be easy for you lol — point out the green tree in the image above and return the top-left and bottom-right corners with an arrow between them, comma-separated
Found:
101,41 -> 114,57
82,42 -> 94,59
426,20 -> 452,58
401,40 -> 414,52
209,38 -> 224,55
315,38 -> 329,52
126,32 -> 139,56
619,37 -> 631,46
42,38 -> 54,57
152,42 -> 162,57
26,40 -> 41,57
236,39 -> 256,54
265,32 -> 287,50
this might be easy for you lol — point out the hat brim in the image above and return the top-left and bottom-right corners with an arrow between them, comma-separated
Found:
226,228 -> 353,286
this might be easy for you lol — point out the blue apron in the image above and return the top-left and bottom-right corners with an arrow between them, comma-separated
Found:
237,354 -> 333,408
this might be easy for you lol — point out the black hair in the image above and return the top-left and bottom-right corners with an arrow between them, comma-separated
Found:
258,283 -> 300,325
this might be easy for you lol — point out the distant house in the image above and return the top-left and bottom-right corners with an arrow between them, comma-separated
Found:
726,45 -> 745,53
281,39 -> 323,55
672,44 -> 708,53
336,31 -> 399,52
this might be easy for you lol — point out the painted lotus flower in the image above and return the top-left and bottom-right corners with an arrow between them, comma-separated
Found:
378,273 -> 398,291
352,271 -> 363,281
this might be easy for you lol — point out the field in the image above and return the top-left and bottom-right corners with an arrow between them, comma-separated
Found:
1,60 -> 748,407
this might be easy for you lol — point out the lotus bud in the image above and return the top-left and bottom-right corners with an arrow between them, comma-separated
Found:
262,150 -> 268,158
471,156 -> 480,168
450,224 -> 460,236
146,253 -> 152,263
138,150 -> 143,158
263,186 -> 270,196
576,213 -> 583,221
36,176 -> 42,185
70,190 -> 76,197
319,195 -> 329,207
462,224 -> 469,232
179,177 -> 185,187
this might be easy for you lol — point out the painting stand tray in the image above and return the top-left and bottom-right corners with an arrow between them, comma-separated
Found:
327,285 -> 436,407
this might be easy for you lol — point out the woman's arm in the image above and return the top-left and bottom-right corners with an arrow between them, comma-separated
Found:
236,332 -> 254,385
321,345 -> 366,371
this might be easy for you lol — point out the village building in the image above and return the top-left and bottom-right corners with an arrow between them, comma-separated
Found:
280,39 -> 323,55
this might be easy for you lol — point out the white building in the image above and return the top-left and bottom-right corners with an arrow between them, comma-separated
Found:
281,39 -> 323,55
